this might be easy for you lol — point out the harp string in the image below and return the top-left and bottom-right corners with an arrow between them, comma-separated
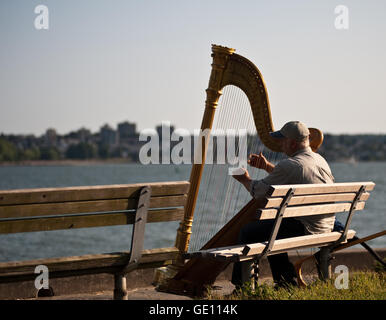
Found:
189,86 -> 253,251
219,86 -> 251,228
191,86 -> 232,248
213,85 -> 247,238
215,86 -> 244,232
188,86 -> 230,250
193,86 -> 237,248
189,85 -> 284,252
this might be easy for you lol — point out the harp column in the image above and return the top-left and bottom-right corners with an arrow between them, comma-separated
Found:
174,45 -> 236,265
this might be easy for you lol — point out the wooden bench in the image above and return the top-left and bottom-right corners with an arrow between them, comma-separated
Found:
0,181 -> 189,299
184,181 -> 375,287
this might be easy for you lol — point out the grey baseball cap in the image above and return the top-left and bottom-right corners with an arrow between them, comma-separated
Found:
270,121 -> 310,141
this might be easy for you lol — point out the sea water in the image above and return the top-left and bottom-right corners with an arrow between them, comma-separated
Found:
0,162 -> 385,262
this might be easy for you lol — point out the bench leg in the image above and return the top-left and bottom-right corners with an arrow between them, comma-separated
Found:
250,259 -> 259,290
318,247 -> 332,281
114,273 -> 128,300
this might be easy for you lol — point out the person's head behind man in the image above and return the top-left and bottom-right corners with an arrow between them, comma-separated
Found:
270,121 -> 310,156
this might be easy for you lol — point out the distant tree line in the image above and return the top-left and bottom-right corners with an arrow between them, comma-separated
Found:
318,134 -> 386,162
0,138 -> 133,161
1,132 -> 386,163
0,138 -> 93,161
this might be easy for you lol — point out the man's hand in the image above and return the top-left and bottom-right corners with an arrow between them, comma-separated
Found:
232,168 -> 252,192
248,152 -> 275,173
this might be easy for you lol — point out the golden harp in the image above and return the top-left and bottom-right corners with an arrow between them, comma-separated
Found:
157,45 -> 323,296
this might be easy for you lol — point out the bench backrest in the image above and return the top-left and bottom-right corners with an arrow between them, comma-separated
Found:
257,181 -> 375,220
0,181 -> 190,234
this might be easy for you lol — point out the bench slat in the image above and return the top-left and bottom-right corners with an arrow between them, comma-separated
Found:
0,181 -> 190,206
0,195 -> 187,219
257,201 -> 366,220
267,182 -> 375,197
0,208 -> 184,234
241,230 -> 356,258
262,192 -> 370,209
191,230 -> 356,262
0,247 -> 179,280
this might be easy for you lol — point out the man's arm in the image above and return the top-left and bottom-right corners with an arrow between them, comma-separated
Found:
233,160 -> 296,199
232,169 -> 252,192
232,152 -> 277,194
248,152 -> 275,173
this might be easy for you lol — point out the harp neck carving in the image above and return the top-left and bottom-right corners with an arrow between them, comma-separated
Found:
209,44 -> 280,152
209,44 -> 323,153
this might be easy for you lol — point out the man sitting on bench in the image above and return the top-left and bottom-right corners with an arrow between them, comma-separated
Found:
232,121 -> 335,288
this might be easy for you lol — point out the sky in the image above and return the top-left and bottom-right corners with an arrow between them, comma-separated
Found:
0,0 -> 385,136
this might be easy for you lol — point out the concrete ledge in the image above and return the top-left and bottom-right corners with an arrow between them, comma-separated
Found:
0,248 -> 384,300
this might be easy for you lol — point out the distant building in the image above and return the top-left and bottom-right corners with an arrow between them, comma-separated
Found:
118,121 -> 136,140
77,127 -> 92,143
100,124 -> 117,146
156,123 -> 175,140
45,128 -> 57,147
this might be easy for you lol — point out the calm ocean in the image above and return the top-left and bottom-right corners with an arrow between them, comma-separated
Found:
0,162 -> 385,262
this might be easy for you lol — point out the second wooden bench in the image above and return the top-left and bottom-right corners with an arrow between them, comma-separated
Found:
0,180 -> 190,299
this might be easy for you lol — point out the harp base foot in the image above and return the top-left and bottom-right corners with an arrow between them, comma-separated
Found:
152,265 -> 180,288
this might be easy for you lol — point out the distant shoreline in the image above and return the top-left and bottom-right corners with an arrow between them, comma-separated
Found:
0,158 -> 135,167
1,158 -> 385,167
